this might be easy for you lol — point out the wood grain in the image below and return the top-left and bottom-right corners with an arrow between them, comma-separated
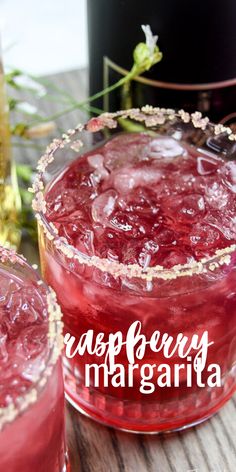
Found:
14,68 -> 236,472
65,398 -> 236,472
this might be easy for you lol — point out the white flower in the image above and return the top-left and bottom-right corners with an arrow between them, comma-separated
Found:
25,121 -> 56,139
141,25 -> 158,55
132,25 -> 162,75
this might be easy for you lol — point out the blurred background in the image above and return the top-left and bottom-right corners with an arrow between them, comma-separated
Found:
0,0 -> 88,74
1,0 -> 235,252
1,0 -> 236,122
87,0 -> 236,121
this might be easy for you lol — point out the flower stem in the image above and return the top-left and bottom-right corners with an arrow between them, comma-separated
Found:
28,73 -> 133,125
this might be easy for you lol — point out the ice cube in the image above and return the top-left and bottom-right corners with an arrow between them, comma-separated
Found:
189,223 -> 221,249
18,325 -> 47,359
117,188 -> 157,214
162,193 -> 206,225
205,181 -> 229,209
156,228 -> 177,246
61,189 -> 77,213
88,153 -> 109,182
221,161 -> 236,193
206,212 -> 236,240
3,284 -> 44,339
108,211 -> 152,239
0,328 -> 8,362
88,154 -> 104,169
138,240 -> 159,268
112,166 -> 162,194
15,325 -> 48,381
92,190 -> 117,225
76,229 -> 95,255
145,137 -> 185,159
109,211 -> 133,233
197,154 -> 220,175
103,133 -> 151,170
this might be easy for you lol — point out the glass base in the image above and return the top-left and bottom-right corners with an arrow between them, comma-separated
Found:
64,359 -> 236,433
65,382 -> 236,434
65,391 -> 217,434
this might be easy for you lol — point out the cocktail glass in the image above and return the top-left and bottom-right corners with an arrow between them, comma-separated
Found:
0,246 -> 66,470
33,107 -> 236,432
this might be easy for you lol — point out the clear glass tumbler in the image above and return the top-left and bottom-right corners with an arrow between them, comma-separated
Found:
33,107 -> 236,432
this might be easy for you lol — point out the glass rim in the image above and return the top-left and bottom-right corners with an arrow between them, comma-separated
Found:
31,106 -> 236,281
0,246 -> 64,431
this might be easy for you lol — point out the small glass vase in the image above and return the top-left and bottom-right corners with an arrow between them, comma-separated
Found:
0,41 -> 21,249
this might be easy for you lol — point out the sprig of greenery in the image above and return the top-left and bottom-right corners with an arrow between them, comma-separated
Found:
6,25 -> 162,132
6,25 -> 162,242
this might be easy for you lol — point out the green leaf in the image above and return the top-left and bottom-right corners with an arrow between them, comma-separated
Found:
132,42 -> 163,76
19,188 -> 33,205
118,117 -> 147,133
11,123 -> 28,137
8,97 -> 19,110
16,164 -> 33,183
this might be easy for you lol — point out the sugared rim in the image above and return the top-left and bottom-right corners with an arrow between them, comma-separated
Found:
0,246 -> 64,431
30,106 -> 236,281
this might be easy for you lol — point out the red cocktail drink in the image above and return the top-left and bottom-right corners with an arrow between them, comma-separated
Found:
34,108 -> 236,432
0,247 -> 66,470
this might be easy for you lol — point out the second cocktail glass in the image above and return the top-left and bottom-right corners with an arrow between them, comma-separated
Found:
0,246 -> 66,471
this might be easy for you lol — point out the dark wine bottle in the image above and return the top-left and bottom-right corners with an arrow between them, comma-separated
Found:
87,0 -> 236,122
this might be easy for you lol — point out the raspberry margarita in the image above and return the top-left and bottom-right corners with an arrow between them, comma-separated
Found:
0,247 -> 65,471
35,108 -> 236,432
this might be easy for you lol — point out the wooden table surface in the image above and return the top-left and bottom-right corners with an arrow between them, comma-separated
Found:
12,69 -> 236,472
